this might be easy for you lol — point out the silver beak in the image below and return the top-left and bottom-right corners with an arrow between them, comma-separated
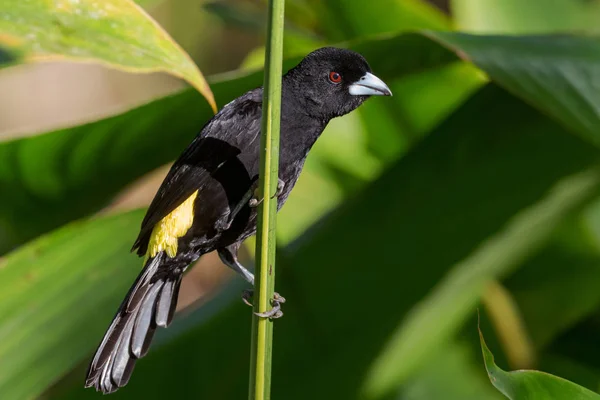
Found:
348,72 -> 392,96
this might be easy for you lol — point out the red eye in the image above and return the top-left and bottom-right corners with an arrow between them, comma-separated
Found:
329,71 -> 342,83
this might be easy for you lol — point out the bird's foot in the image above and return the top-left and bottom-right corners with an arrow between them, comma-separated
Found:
256,292 -> 286,319
249,179 -> 285,208
241,290 -> 286,319
248,190 -> 261,208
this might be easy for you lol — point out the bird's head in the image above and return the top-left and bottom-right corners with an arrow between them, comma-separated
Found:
285,47 -> 392,120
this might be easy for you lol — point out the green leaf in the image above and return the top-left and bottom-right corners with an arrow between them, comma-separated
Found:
479,325 -> 600,399
0,0 -> 215,110
540,354 -> 600,395
0,210 -> 145,400
428,32 -> 600,149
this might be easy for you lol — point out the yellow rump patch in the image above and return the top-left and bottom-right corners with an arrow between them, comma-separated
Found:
146,190 -> 198,260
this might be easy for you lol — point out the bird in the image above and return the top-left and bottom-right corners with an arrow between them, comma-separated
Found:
84,46 -> 391,394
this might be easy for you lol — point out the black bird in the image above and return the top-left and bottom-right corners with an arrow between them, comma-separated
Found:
85,47 -> 391,394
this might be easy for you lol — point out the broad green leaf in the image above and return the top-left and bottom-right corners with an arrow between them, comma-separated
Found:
0,0 -> 215,110
0,210 -> 145,400
428,32 -> 600,149
479,327 -> 600,399
57,85 -> 600,400
452,0 -> 600,34
0,33 -> 456,253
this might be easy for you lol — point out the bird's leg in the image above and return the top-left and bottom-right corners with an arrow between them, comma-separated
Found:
217,243 -> 285,319
217,243 -> 254,285
249,178 -> 285,208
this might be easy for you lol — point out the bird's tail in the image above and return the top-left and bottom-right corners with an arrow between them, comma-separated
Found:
85,252 -> 184,393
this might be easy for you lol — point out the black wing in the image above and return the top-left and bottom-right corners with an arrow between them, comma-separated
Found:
132,89 -> 263,256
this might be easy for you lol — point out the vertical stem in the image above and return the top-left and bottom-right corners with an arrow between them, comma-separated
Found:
249,1 -> 285,400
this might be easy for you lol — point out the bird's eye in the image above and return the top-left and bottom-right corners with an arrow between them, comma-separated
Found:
329,71 -> 342,84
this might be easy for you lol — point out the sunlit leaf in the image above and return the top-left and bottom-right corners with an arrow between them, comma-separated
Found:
0,0 -> 215,110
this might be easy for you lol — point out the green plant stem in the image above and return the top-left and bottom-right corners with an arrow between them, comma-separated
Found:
249,0 -> 285,399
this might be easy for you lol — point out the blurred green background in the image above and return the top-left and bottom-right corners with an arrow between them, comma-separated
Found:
3,0 -> 600,399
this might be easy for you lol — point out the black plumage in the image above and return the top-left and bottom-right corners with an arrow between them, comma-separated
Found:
85,47 -> 391,394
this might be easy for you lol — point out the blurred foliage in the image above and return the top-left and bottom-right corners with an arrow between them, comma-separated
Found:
452,0 -> 600,34
0,45 -> 22,69
3,0 -> 600,400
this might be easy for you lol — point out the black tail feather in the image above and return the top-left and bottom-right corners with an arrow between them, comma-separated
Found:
85,253 -> 184,393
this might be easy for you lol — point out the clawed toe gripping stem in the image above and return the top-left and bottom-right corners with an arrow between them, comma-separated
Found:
249,179 -> 285,208
242,290 -> 286,319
